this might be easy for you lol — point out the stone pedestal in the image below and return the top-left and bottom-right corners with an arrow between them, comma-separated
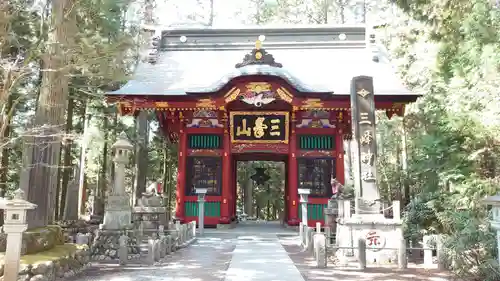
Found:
324,199 -> 338,245
103,194 -> 133,230
133,189 -> 167,236
336,200 -> 402,265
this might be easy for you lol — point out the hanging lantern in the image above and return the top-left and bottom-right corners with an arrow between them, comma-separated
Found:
251,167 -> 270,186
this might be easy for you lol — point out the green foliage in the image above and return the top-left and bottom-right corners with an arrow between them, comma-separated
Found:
443,210 -> 500,281
376,0 -> 500,279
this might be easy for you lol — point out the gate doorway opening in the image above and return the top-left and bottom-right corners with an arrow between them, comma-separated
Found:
233,155 -> 287,224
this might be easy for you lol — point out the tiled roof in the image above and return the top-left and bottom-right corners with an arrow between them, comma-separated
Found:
109,25 -> 412,97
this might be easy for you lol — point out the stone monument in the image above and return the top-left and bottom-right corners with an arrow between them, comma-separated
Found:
91,132 -> 139,260
335,76 -> 403,265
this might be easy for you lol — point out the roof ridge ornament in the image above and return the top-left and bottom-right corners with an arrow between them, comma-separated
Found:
235,39 -> 283,68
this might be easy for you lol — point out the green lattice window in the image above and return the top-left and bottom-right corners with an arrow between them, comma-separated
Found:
298,158 -> 335,197
298,135 -> 335,150
298,203 -> 327,221
188,134 -> 222,149
185,201 -> 221,217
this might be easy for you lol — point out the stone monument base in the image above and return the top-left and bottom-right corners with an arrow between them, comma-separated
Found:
336,214 -> 402,265
91,228 -> 140,261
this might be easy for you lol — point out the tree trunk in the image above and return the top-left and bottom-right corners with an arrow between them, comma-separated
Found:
77,106 -> 90,219
0,94 -> 13,225
26,0 -> 75,229
58,97 -> 75,220
110,109 -> 118,180
134,111 -> 149,204
162,141 -> 170,220
339,0 -> 345,23
97,114 -> 109,216
208,0 -> 215,26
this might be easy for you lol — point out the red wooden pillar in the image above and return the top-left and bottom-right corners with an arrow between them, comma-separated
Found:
220,122 -> 231,224
232,158 -> 237,218
287,112 -> 299,226
336,128 -> 345,184
175,117 -> 187,222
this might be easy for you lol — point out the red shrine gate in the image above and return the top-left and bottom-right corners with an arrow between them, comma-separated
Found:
106,26 -> 416,227
170,79 -> 347,227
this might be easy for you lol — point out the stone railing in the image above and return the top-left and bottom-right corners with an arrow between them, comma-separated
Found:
118,221 -> 197,266
299,221 -> 448,270
299,222 -> 327,268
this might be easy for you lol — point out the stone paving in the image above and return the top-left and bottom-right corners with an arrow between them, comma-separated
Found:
66,223 -> 461,281
66,233 -> 236,281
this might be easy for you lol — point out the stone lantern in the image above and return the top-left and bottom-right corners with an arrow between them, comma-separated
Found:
112,132 -> 133,164
102,132 -> 133,230
196,188 -> 208,235
111,132 -> 133,195
0,189 -> 37,281
484,194 -> 500,263
298,188 -> 310,226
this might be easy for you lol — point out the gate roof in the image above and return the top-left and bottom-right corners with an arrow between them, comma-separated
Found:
108,25 -> 418,101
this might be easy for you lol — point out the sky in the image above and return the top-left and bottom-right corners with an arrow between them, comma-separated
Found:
152,0 -> 251,27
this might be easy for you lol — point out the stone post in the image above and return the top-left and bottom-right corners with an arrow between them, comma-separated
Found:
175,220 -> 181,246
299,222 -> 303,241
298,188 -> 310,227
166,235 -> 172,255
324,199 -> 338,245
147,238 -> 155,265
357,238 -> 366,269
344,200 -> 351,219
191,221 -> 196,238
0,189 -> 37,281
158,225 -> 166,258
436,235 -> 448,270
398,238 -> 407,269
158,225 -> 164,237
484,194 -> 500,264
196,188 -> 207,236
313,233 -> 327,268
102,132 -> 133,230
393,201 -> 401,221
316,222 -> 321,233
423,235 -> 433,268
118,235 -> 128,265
325,227 -> 331,246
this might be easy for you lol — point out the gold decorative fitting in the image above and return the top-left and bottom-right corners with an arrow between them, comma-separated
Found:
357,88 -> 370,98
224,88 -> 241,103
155,101 -> 169,108
301,98 -> 323,108
255,40 -> 262,50
276,87 -> 293,103
196,98 -> 215,108
255,51 -> 262,60
247,82 -> 271,93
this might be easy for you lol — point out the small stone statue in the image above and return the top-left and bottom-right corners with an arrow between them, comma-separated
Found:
331,178 -> 344,199
138,182 -> 162,207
